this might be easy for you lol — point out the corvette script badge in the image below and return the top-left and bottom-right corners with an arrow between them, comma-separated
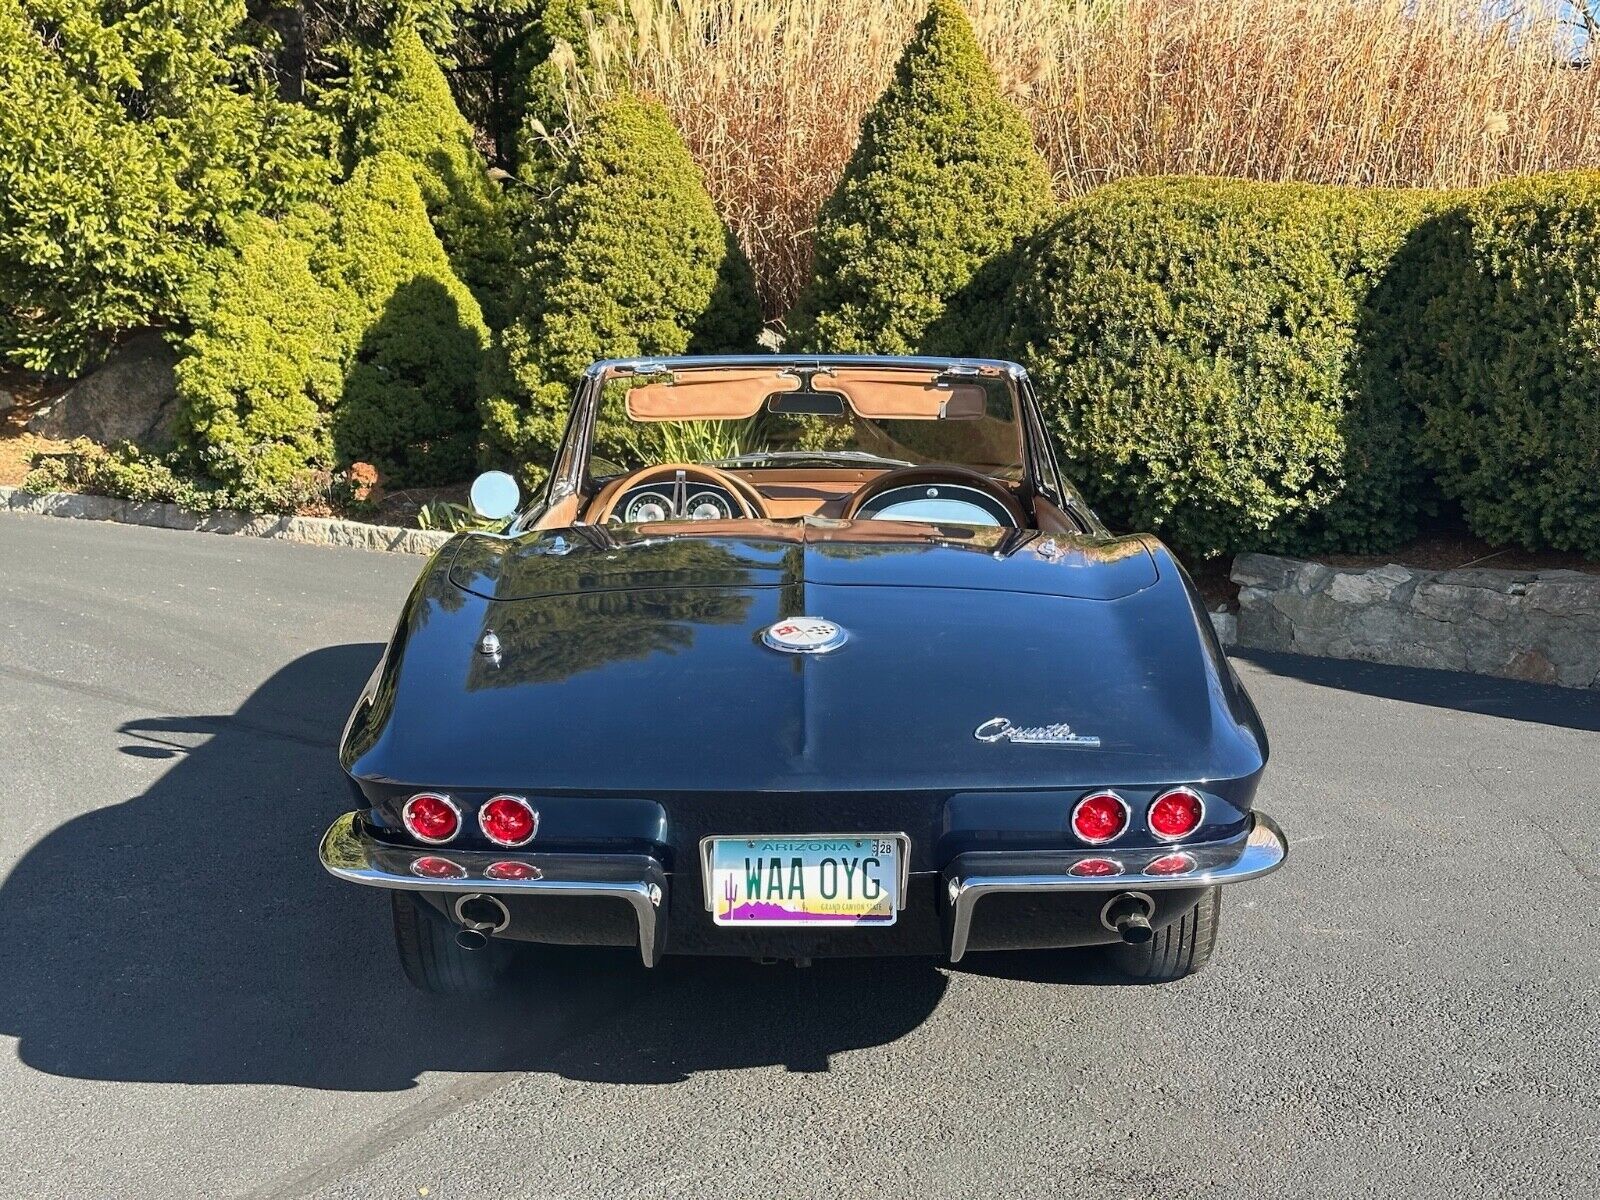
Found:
974,717 -> 1101,748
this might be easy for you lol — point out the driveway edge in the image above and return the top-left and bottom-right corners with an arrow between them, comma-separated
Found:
0,486 -> 452,556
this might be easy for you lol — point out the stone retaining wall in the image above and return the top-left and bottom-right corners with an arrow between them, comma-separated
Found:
1233,553 -> 1600,689
0,486 -> 452,556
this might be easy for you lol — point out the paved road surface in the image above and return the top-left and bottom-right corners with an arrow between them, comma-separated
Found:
1,513 -> 1597,1199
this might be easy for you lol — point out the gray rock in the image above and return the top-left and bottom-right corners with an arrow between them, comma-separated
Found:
1209,611 -> 1237,647
27,331 -> 179,446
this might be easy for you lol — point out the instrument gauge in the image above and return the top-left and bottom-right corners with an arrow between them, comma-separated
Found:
623,490 -> 674,524
685,490 -> 735,521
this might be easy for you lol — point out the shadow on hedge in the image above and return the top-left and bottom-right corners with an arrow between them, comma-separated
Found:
0,644 -> 948,1090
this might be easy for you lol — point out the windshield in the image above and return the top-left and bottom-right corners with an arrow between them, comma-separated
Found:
584,367 -> 1025,482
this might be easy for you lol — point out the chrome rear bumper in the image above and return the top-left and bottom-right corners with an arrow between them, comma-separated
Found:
943,811 -> 1288,962
318,812 -> 667,966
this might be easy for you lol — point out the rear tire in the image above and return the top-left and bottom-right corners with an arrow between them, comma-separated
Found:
390,892 -> 516,995
1107,887 -> 1221,982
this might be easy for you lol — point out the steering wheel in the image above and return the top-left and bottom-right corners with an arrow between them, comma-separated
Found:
841,465 -> 1024,527
590,462 -> 770,524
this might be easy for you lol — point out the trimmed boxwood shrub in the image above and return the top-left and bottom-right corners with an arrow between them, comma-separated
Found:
1401,172 -> 1600,556
354,26 -> 514,328
172,207 -> 350,499
330,153 -> 490,486
481,93 -> 761,483
994,177 -> 1439,557
788,0 -> 1054,356
175,153 -> 488,499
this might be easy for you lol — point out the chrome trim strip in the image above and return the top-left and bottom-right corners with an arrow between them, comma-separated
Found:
944,812 -> 1288,963
319,813 -> 666,967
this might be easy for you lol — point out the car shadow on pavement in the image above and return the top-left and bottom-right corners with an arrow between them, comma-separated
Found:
0,644 -> 946,1091
1236,648 -> 1600,732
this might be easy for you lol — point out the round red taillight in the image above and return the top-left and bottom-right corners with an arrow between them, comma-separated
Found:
1069,857 -> 1123,877
1071,791 -> 1129,844
1146,851 -> 1197,876
410,855 -> 467,879
479,795 -> 538,847
485,860 -> 543,881
1148,787 -> 1204,840
402,793 -> 460,844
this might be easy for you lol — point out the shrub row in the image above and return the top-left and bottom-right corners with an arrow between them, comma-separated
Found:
971,174 -> 1600,558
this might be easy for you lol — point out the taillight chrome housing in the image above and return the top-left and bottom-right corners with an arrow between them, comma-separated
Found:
402,793 -> 461,844
1071,791 -> 1130,844
1148,787 -> 1205,841
479,795 -> 539,847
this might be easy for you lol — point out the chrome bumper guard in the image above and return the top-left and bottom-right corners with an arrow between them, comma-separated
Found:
943,811 -> 1288,963
318,812 -> 667,967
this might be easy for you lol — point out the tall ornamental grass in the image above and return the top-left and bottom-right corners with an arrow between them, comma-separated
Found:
569,0 -> 1600,312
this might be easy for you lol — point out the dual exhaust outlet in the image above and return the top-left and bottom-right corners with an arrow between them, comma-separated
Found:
448,889 -> 1157,952
452,893 -> 510,950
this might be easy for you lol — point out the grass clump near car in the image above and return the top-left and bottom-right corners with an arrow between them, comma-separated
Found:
787,0 -> 1054,356
480,93 -> 761,484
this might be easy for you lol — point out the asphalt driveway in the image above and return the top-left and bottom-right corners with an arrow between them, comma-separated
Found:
1,513 -> 1596,1198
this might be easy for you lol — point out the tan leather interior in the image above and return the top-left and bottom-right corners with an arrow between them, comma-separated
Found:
579,464 -> 1032,524
815,369 -> 987,420
531,493 -> 580,531
626,370 -> 798,421
839,465 -> 1027,526
622,366 -> 986,422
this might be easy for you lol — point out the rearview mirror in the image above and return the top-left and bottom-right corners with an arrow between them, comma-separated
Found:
468,471 -> 521,521
766,389 -> 846,416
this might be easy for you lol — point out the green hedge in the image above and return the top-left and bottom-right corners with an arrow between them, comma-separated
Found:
329,153 -> 490,486
1400,172 -> 1600,557
984,179 -> 1433,556
174,152 -> 487,501
788,0 -> 1053,356
481,93 -> 760,484
990,172 -> 1600,558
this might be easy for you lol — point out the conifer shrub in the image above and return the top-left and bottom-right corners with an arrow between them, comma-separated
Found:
787,0 -> 1054,356
481,94 -> 760,483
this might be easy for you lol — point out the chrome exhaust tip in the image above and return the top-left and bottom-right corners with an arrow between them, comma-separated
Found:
1100,891 -> 1156,945
453,893 -> 511,948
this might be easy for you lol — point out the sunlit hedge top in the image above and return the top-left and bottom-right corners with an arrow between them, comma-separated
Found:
787,0 -> 1054,356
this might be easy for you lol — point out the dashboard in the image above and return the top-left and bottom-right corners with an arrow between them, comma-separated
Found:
852,483 -> 1015,528
610,479 -> 746,524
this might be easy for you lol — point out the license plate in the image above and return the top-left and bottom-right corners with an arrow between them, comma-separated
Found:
703,835 -> 906,927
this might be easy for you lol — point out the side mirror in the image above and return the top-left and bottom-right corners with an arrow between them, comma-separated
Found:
468,471 -> 521,521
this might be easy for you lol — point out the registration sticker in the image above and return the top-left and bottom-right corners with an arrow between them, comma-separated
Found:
704,835 -> 905,926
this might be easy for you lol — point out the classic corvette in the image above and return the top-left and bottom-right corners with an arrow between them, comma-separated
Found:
319,354 -> 1287,993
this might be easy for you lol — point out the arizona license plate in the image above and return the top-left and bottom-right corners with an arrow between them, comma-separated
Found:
704,835 -> 906,927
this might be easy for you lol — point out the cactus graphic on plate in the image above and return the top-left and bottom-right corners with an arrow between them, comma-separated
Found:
723,875 -> 738,918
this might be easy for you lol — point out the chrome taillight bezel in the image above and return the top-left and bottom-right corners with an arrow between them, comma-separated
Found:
402,792 -> 462,845
478,794 -> 539,848
1070,790 -> 1131,845
1148,786 -> 1206,842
